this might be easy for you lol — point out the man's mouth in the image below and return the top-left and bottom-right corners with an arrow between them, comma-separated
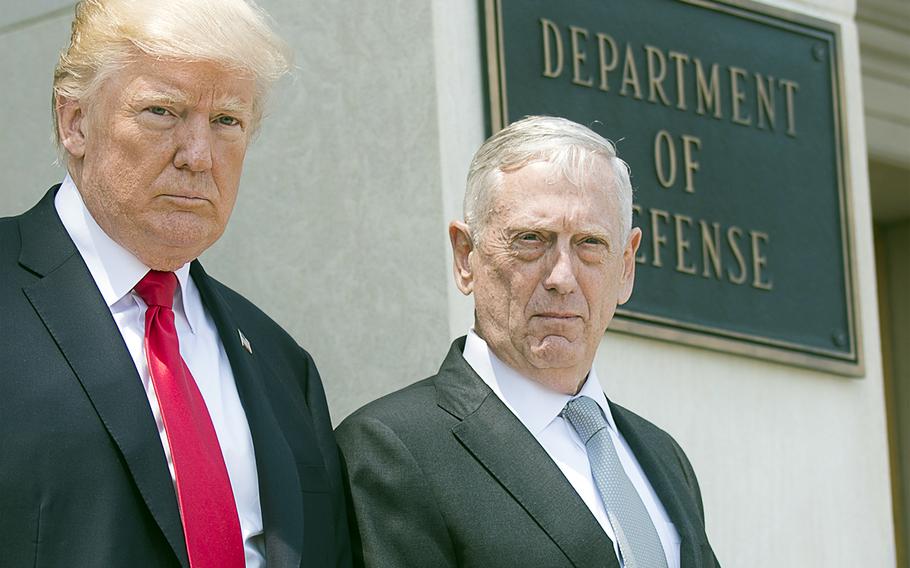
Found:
160,194 -> 210,206
534,312 -> 582,320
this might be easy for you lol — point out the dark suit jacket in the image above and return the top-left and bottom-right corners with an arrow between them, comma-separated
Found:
0,188 -> 351,567
336,338 -> 719,568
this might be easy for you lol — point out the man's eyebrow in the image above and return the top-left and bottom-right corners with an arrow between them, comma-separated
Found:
213,95 -> 253,117
575,225 -> 613,239
505,220 -> 613,238
128,86 -> 192,107
128,89 -> 252,116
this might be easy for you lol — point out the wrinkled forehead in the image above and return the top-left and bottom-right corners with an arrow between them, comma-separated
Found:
102,56 -> 256,112
490,160 -> 624,230
494,157 -> 620,205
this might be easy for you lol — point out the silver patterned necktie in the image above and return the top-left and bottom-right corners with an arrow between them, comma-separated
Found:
562,396 -> 669,568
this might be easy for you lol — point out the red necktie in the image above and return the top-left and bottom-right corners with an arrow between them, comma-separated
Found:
135,271 -> 245,568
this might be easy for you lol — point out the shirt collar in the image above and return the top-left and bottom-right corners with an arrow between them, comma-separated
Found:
54,175 -> 198,333
463,329 -> 617,436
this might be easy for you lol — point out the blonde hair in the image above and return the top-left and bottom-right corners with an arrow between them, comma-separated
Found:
464,115 -> 633,247
52,0 -> 292,146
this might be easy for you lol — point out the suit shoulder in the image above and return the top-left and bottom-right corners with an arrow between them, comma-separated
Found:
337,376 -> 438,435
204,275 -> 309,356
612,402 -> 689,452
0,214 -> 22,258
611,402 -> 699,479
611,402 -> 677,442
203,275 -> 277,325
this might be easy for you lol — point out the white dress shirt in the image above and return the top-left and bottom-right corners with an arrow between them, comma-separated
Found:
55,176 -> 265,567
462,330 -> 681,568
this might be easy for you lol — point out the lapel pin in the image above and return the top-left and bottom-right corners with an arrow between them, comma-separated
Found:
238,329 -> 252,355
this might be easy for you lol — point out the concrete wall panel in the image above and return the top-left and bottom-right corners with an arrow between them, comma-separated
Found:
0,12 -> 69,214
203,0 -> 451,421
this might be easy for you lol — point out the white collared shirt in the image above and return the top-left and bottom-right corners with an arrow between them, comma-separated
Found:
462,330 -> 681,568
55,176 -> 265,567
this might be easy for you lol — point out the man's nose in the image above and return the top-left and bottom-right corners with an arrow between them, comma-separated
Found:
543,247 -> 578,295
174,116 -> 213,172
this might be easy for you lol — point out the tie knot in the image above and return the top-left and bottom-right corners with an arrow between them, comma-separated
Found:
135,270 -> 178,308
562,395 -> 609,443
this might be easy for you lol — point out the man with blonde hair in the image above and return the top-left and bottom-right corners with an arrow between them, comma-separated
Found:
337,116 -> 719,567
0,1 -> 351,566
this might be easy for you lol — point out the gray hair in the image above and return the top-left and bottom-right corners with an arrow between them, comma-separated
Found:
52,0 -> 292,148
464,115 -> 633,246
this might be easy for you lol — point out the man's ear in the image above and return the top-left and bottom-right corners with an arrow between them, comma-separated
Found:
56,95 -> 87,159
449,221 -> 476,296
617,227 -> 642,305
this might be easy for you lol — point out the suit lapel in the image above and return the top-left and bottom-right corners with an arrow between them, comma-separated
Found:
610,403 -> 706,568
18,190 -> 189,567
190,263 -> 303,568
436,340 -> 618,568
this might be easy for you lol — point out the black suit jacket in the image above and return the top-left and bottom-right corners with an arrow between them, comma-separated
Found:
0,188 -> 351,567
336,338 -> 719,568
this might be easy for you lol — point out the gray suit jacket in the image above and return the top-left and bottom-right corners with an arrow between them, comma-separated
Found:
336,337 -> 719,568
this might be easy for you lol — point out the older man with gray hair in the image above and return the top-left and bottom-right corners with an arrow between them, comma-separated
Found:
337,116 -> 719,568
0,1 -> 350,566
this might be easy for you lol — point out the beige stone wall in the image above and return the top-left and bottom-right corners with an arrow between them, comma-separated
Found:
203,1 -> 451,421
882,221 -> 910,564
0,3 -> 71,215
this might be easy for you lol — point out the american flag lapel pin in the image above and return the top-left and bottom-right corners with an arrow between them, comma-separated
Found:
238,329 -> 252,354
